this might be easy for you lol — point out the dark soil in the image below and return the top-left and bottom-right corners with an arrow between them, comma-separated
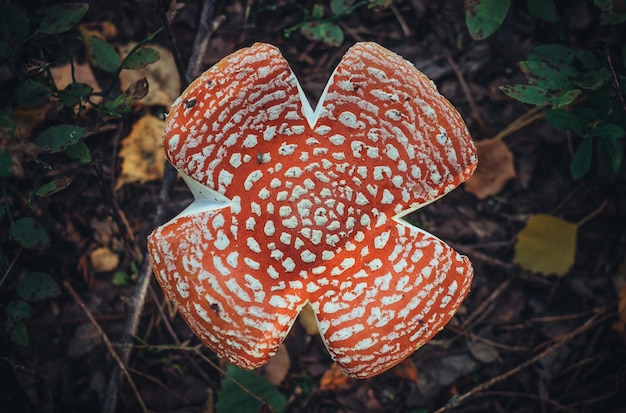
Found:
1,1 -> 626,413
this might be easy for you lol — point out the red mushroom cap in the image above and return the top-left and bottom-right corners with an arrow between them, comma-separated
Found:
148,42 -> 477,378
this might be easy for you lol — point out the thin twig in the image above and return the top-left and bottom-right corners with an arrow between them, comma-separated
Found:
444,50 -> 486,129
64,281 -> 148,413
433,308 -> 610,413
102,0 -> 216,410
101,165 -> 177,413
490,105 -> 545,141
185,0 -> 215,84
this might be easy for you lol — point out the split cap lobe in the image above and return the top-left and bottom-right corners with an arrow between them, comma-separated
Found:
148,42 -> 477,378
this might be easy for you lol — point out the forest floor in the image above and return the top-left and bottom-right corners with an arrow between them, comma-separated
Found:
1,1 -> 626,412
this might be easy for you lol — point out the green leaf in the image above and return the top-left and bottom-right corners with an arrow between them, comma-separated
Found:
35,177 -> 74,197
0,151 -> 13,177
112,271 -> 131,286
519,61 -> 570,90
574,68 -> 611,90
527,0 -> 557,22
103,77 -> 149,116
88,36 -> 120,73
465,0 -> 511,40
14,79 -> 53,107
16,272 -> 61,301
587,123 -> 625,139
300,22 -> 344,47
5,318 -> 28,346
601,11 -> 626,24
312,4 -> 324,19
598,137 -> 623,173
59,82 -> 93,107
10,217 -> 50,250
544,109 -> 584,135
121,47 -> 160,70
65,141 -> 91,163
35,124 -> 88,153
500,84 -> 581,108
330,0 -> 353,15
216,365 -> 286,413
570,138 -> 593,179
594,0 -> 613,11
5,300 -> 31,320
527,44 -> 580,78
38,3 -> 88,34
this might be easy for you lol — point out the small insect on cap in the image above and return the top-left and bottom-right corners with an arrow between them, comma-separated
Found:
148,42 -> 477,378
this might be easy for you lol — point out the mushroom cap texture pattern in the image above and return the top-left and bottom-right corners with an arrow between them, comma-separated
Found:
148,42 -> 477,379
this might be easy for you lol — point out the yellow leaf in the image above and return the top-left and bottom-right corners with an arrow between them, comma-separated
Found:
298,303 -> 319,335
89,247 -> 119,273
464,138 -> 516,199
514,214 -> 578,276
115,115 -> 165,189
118,43 -> 180,107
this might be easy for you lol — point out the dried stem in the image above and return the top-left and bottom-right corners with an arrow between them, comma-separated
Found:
101,1 -> 216,411
433,308 -> 611,413
64,281 -> 148,413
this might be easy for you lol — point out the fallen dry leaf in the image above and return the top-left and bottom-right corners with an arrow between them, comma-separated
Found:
50,60 -> 103,105
320,363 -> 353,391
89,247 -> 119,273
118,43 -> 180,107
298,303 -> 319,335
115,115 -> 165,190
12,104 -> 54,139
514,214 -> 578,276
464,138 -> 516,199
257,344 -> 290,386
390,358 -> 418,382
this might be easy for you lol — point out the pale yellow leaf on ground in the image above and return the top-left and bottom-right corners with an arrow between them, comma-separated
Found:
298,303 -> 319,335
257,344 -> 290,386
115,115 -> 165,190
514,214 -> 578,276
464,138 -> 516,199
50,61 -> 103,104
118,43 -> 180,107
89,247 -> 119,273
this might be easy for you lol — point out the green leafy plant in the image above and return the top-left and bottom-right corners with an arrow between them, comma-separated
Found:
0,1 -> 163,346
465,0 -> 626,179
216,365 -> 287,413
284,0 -> 390,46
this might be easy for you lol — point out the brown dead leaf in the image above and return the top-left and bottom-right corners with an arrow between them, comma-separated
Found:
464,138 -> 516,199
12,104 -> 54,139
115,115 -> 165,189
390,358 -> 418,382
118,43 -> 180,107
89,247 -> 119,272
320,363 -> 353,391
257,344 -> 290,386
298,303 -> 319,335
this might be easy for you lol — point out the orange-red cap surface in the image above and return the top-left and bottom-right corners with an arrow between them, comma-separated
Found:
148,42 -> 477,378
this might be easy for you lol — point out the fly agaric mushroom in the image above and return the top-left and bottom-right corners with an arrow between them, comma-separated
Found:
148,42 -> 477,379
